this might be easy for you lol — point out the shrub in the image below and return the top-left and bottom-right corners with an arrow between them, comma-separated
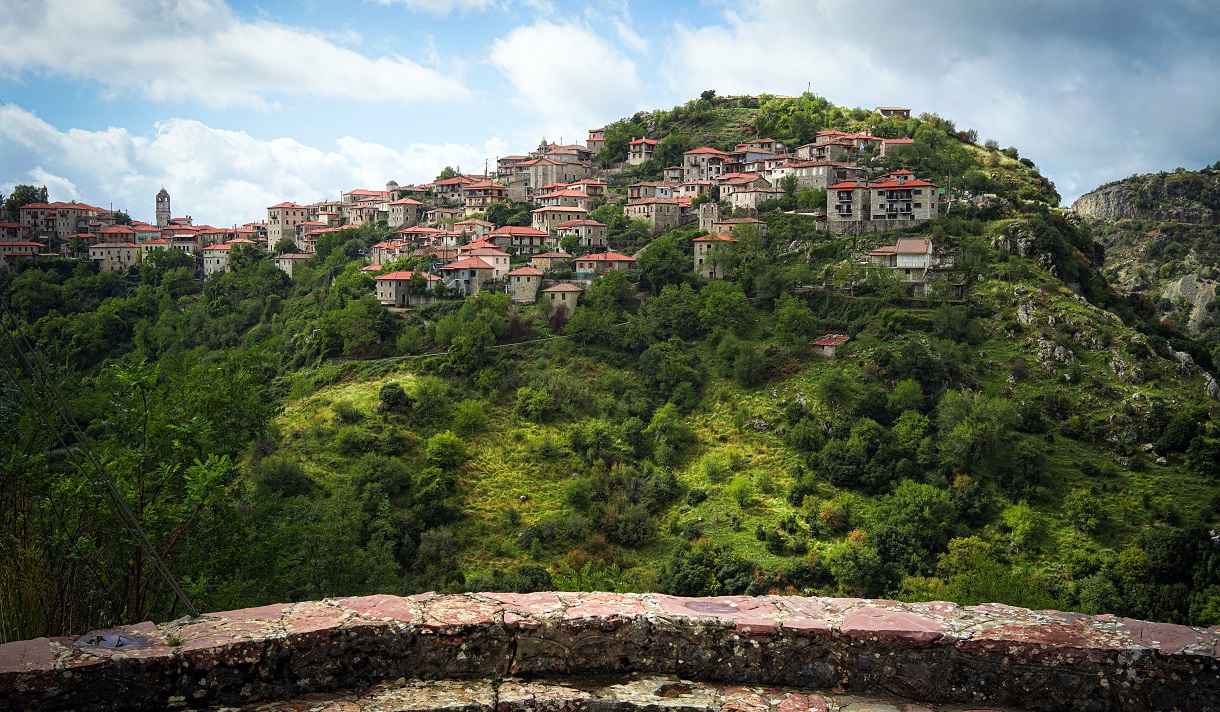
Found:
379,382 -> 411,412
453,399 -> 487,436
725,476 -> 753,508
426,431 -> 468,469
254,457 -> 312,497
335,426 -> 377,455
349,454 -> 412,496
332,399 -> 364,424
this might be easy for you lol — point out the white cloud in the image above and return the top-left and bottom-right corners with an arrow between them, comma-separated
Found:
489,20 -> 644,143
0,0 -> 467,109
372,0 -> 500,15
0,105 -> 509,226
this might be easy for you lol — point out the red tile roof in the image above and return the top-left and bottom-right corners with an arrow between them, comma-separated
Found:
492,226 -> 548,237
505,266 -> 544,277
684,147 -> 728,156
532,251 -> 571,259
579,251 -> 635,263
543,283 -> 584,292
811,334 -> 850,347
377,270 -> 440,281
439,256 -> 494,271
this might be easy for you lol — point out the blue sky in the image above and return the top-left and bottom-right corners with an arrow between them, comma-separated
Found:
2,0 -> 1218,226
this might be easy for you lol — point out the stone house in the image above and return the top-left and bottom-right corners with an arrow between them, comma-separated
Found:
542,282 -> 583,312
0,222 -> 25,240
491,226 -> 553,254
528,158 -> 590,194
867,237 -> 934,282
0,241 -> 44,269
91,242 -> 141,273
387,198 -> 425,228
627,138 -> 658,165
376,270 -> 439,306
693,233 -> 737,279
730,188 -> 786,211
453,219 -> 494,240
274,253 -> 313,278
267,202 -> 309,250
431,176 -> 477,205
683,147 -> 729,182
532,206 -> 588,234
505,266 -> 545,304
574,251 -> 635,276
536,189 -> 597,211
625,199 -> 681,232
556,219 -> 608,249
465,247 -> 511,280
712,218 -> 768,239
463,181 -> 508,216
627,182 -> 678,202
810,334 -> 850,358
428,207 -> 466,225
586,127 -> 606,153
530,251 -> 571,271
439,256 -> 494,295
827,170 -> 939,227
875,106 -> 911,119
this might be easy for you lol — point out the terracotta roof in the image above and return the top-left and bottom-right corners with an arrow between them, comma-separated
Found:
492,226 -> 549,237
0,241 -> 42,247
685,147 -> 728,156
868,246 -> 898,256
390,197 -> 424,205
895,238 -> 932,254
556,219 -> 605,228
439,256 -> 494,271
92,242 -> 139,248
811,334 -> 850,347
467,247 -> 510,257
276,253 -> 312,260
268,202 -> 305,209
693,234 -> 738,243
532,206 -> 588,213
377,270 -> 439,281
578,251 -> 634,263
505,266 -> 544,277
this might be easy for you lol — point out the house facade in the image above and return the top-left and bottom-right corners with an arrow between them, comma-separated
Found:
693,233 -> 737,279
625,199 -> 681,232
574,251 -> 635,275
532,206 -> 588,234
267,202 -> 309,249
505,265 -> 544,304
376,270 -> 439,306
556,219 -> 608,249
90,242 -> 141,272
627,138 -> 658,165
542,282 -> 583,312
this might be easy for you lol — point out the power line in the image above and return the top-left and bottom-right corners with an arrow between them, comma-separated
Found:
0,298 -> 198,619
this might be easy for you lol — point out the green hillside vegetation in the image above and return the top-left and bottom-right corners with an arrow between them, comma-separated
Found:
3,97 -> 1219,645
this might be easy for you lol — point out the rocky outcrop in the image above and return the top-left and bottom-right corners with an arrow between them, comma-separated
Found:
1072,178 -> 1218,224
2,593 -> 1217,711
1162,273 -> 1218,336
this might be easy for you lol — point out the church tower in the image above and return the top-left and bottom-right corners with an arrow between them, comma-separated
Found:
155,188 -> 171,228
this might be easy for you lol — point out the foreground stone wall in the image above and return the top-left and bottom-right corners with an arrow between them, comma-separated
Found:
1,593 -> 1217,711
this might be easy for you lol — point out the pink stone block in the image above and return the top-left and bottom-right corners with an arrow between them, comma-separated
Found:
779,618 -> 833,637
561,592 -> 645,629
503,611 -> 541,631
1120,618 -> 1205,655
958,622 -> 1126,664
210,602 -> 292,622
734,619 -> 779,636
483,592 -> 564,616
420,594 -> 501,633
840,606 -> 947,646
655,595 -> 780,620
776,692 -> 830,712
0,637 -> 55,694
332,594 -> 417,624
283,601 -> 348,638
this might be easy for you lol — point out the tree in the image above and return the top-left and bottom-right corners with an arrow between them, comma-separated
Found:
637,237 -> 690,295
273,237 -> 297,254
560,232 -> 581,256
4,184 -> 47,220
773,294 -> 818,349
426,431 -> 468,469
435,166 -> 460,182
780,173 -> 799,197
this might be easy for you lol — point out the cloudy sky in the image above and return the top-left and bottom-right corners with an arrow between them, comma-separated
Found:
1,0 -> 1217,226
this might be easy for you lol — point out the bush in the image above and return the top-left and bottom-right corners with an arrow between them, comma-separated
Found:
254,457 -> 312,497
379,382 -> 411,412
332,399 -> 364,424
426,431 -> 468,469
733,348 -> 767,387
349,454 -> 412,496
335,426 -> 378,455
453,399 -> 487,435
725,476 -> 753,507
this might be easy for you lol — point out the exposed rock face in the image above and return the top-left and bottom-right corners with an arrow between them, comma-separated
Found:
1162,273 -> 1218,336
2,593 -> 1217,712
1207,373 -> 1220,401
1073,181 -> 1217,224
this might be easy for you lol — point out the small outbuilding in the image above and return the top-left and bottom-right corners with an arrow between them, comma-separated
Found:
506,265 -> 545,304
811,334 -> 850,358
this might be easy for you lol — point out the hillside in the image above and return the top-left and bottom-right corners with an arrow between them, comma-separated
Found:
1073,165 -> 1220,353
3,96 -> 1219,646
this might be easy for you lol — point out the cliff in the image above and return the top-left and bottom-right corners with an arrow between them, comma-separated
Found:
1072,170 -> 1220,224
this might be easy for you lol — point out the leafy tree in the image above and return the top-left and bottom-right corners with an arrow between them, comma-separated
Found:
773,294 -> 818,349
780,173 -> 799,197
699,280 -> 753,337
273,237 -> 298,254
435,166 -> 460,181
637,234 -> 690,293
379,382 -> 411,412
4,184 -> 47,220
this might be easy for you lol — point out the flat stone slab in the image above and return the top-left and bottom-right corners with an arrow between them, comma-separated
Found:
840,607 -> 947,646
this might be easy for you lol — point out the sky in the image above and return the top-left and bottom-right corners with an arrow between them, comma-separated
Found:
1,0 -> 1218,227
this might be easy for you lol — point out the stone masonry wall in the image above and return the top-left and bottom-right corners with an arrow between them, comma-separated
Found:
1,593 -> 1218,711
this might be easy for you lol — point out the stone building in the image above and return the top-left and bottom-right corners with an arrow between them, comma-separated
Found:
693,233 -> 737,279
506,266 -> 544,304
156,188 -> 171,228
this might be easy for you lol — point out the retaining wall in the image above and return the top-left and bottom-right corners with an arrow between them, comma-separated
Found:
1,593 -> 1217,711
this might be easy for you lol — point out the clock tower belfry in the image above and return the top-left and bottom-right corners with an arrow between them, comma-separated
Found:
155,188 -> 171,228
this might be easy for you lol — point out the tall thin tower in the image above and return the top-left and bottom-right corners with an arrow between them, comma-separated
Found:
155,188 -> 171,228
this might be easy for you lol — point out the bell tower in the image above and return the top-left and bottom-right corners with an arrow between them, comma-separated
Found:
155,188 -> 171,228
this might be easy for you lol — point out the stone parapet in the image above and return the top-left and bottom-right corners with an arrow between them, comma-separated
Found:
1,593 -> 1217,711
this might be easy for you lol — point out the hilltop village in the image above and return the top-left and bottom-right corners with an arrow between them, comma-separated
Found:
0,105 -> 952,307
